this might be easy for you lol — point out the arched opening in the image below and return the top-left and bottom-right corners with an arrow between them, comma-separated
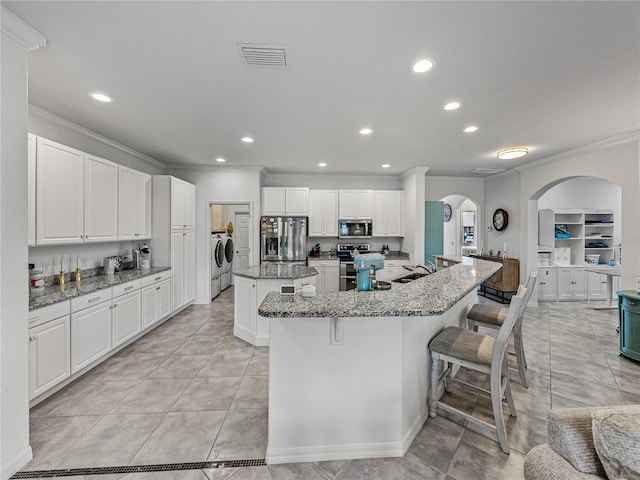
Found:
440,194 -> 482,258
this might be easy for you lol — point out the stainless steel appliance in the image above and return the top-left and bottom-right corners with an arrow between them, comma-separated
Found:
337,243 -> 371,291
133,243 -> 151,270
260,216 -> 308,264
338,219 -> 373,239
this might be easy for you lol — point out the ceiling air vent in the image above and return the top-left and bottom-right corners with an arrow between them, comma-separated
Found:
460,168 -> 507,177
237,43 -> 289,69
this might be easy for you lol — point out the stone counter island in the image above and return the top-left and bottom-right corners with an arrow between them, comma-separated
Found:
258,256 -> 501,465
233,264 -> 317,346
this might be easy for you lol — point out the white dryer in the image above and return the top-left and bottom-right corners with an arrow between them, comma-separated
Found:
221,234 -> 234,290
211,234 -> 224,299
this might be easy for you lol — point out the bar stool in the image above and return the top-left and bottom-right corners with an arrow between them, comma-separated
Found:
467,271 -> 538,388
428,287 -> 528,454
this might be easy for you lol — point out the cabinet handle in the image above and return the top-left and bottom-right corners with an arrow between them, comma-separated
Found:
88,296 -> 102,303
156,286 -> 161,290
629,301 -> 637,306
124,286 -> 134,291
155,276 -> 162,281
29,336 -> 36,342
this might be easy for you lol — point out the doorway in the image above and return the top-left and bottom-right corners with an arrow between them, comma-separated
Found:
440,195 -> 480,258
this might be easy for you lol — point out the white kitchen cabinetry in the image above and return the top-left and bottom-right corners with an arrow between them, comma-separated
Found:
142,280 -> 171,328
373,190 -> 404,236
112,282 -> 142,348
376,259 -> 410,282
262,187 -> 309,216
584,211 -> 615,265
84,154 -> 119,243
587,271 -> 608,300
339,190 -> 373,219
36,137 -> 85,245
153,176 -> 196,313
309,190 -> 339,237
211,204 -> 227,232
537,267 -> 558,302
70,296 -> 112,374
119,166 -> 151,240
308,259 -> 340,293
28,302 -> 71,400
28,133 -> 36,246
557,267 -> 587,300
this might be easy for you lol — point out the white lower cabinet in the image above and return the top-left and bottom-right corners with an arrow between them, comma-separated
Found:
29,315 -> 71,399
142,279 -> 171,328
308,259 -> 339,293
587,271 -> 608,300
557,267 -> 587,300
234,276 -> 258,341
376,260 -> 410,282
71,299 -> 112,374
538,267 -> 558,301
112,290 -> 142,348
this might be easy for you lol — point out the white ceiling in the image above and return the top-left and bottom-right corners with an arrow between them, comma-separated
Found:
5,1 -> 639,176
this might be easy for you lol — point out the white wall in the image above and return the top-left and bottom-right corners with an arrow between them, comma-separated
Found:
165,167 -> 262,304
1,11 -> 41,477
401,168 -> 429,264
484,170 -> 520,260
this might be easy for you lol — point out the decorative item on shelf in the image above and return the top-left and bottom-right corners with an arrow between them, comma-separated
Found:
555,224 -> 571,238
496,250 -> 501,258
489,249 -> 494,256
227,222 -> 234,234
444,204 -> 452,222
492,208 -> 509,231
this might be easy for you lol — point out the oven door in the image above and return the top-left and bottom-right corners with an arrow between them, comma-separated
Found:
339,261 -> 357,291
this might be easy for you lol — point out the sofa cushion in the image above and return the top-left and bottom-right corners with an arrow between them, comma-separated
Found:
592,405 -> 640,480
547,408 -> 605,476
524,444 -> 606,480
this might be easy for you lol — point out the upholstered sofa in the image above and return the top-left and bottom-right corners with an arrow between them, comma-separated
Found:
524,405 -> 640,480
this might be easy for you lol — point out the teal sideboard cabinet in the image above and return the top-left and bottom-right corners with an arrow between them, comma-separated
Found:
617,291 -> 640,361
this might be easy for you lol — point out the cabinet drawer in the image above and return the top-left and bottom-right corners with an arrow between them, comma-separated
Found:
621,296 -> 640,313
29,300 -> 71,327
112,279 -> 141,298
71,290 -> 112,313
141,270 -> 171,288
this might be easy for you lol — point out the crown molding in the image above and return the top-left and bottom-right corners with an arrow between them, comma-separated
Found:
1,7 -> 47,51
515,128 -> 640,173
29,104 -> 167,168
164,164 -> 264,173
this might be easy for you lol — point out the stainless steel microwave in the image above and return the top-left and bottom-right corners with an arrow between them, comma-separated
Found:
338,219 -> 373,238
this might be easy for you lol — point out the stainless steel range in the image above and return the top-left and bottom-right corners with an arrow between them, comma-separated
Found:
337,244 -> 370,291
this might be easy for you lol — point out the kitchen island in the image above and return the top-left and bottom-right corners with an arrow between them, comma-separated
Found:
258,256 -> 501,465
233,264 -> 317,346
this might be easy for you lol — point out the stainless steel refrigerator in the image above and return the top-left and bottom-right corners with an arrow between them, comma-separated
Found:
260,216 -> 308,264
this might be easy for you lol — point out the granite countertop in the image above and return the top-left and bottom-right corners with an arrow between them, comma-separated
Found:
258,257 -> 500,318
234,264 -> 318,280
29,267 -> 171,311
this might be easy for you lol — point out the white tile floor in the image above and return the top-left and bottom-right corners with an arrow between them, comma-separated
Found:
21,288 -> 640,479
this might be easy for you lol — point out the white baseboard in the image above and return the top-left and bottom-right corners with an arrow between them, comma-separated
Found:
402,410 -> 429,452
233,326 -> 256,346
2,446 -> 32,480
266,441 -> 404,465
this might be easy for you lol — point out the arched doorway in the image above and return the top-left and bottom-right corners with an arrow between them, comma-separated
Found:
441,195 -> 481,258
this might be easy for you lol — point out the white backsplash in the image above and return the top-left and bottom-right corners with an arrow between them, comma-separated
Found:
308,237 -> 403,254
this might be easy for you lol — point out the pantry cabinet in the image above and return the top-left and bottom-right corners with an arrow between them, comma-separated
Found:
29,314 -> 71,399
372,190 -> 404,236
171,178 -> 196,229
309,190 -> 339,237
118,166 -> 151,240
84,154 -> 119,243
339,190 -> 373,219
171,230 -> 196,311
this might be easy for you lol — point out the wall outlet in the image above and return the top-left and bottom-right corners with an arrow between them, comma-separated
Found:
42,263 -> 51,275
486,225 -> 493,232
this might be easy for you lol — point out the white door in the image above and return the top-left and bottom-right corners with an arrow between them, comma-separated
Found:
71,301 -> 112,373
112,291 -> 141,347
234,211 -> 251,270
29,315 -> 71,399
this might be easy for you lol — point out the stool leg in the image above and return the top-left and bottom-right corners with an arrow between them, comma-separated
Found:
429,352 -> 440,418
513,328 -> 528,388
491,361 -> 510,454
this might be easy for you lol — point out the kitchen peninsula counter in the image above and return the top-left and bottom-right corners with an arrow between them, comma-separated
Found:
234,264 -> 318,280
262,256 -> 501,466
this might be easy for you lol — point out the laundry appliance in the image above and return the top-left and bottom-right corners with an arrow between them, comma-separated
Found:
211,234 -> 224,299
221,234 -> 234,290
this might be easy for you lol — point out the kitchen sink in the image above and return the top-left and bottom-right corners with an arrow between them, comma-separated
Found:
391,272 -> 429,283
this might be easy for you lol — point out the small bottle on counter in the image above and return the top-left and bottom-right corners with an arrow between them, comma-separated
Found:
29,264 -> 45,293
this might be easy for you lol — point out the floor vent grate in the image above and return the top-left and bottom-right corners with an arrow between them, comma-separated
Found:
11,459 -> 267,478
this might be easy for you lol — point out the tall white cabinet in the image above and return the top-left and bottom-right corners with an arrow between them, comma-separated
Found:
372,190 -> 404,236
153,176 -> 196,312
308,190 -> 339,237
118,165 -> 151,240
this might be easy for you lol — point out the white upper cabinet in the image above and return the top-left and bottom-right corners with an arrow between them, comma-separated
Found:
119,166 -> 151,240
28,133 -> 36,246
285,187 -> 309,215
262,188 -> 286,215
171,178 -> 196,229
309,190 -> 339,237
84,154 -> 119,243
36,137 -> 85,245
262,187 -> 309,216
373,190 -> 404,236
339,190 -> 373,219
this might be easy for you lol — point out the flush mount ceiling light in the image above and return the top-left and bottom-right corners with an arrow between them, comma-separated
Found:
443,102 -> 460,111
318,162 -> 327,167
496,146 -> 529,160
359,128 -> 373,135
412,59 -> 434,73
90,92 -> 112,103
241,137 -> 254,143
216,158 -> 226,163
381,164 -> 391,168
463,126 -> 478,133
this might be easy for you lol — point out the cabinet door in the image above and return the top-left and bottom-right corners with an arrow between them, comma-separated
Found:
572,268 -> 587,299
183,182 -> 196,229
538,268 -> 557,301
36,137 -> 84,245
183,230 -> 196,304
71,301 -> 112,373
84,155 -> 118,243
171,180 -> 186,229
325,265 -> 340,292
29,315 -> 71,399
387,191 -> 404,236
136,172 -> 152,238
28,133 -> 36,246
234,277 -> 257,337
373,192 -> 388,236
587,272 -> 608,299
308,191 -> 325,236
323,190 -> 339,236
357,191 -> 373,218
309,264 -> 326,293
339,190 -> 358,218
557,268 -> 574,300
112,291 -> 141,348
118,166 -> 138,240
285,187 -> 309,215
157,280 -> 171,321
171,231 -> 185,310
141,285 -> 157,328
262,188 -> 286,215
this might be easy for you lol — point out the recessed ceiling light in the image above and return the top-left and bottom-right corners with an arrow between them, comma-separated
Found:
241,137 -> 254,143
443,102 -> 460,111
381,164 -> 391,168
318,162 -> 327,167
216,158 -> 226,163
412,59 -> 434,73
359,128 -> 373,135
496,147 -> 529,160
463,126 -> 478,133
90,92 -> 112,103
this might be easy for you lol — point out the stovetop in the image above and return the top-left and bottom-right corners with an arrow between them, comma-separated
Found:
336,243 -> 370,261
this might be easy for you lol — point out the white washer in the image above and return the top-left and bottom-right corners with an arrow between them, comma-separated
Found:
211,234 -> 224,299
221,234 -> 234,290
